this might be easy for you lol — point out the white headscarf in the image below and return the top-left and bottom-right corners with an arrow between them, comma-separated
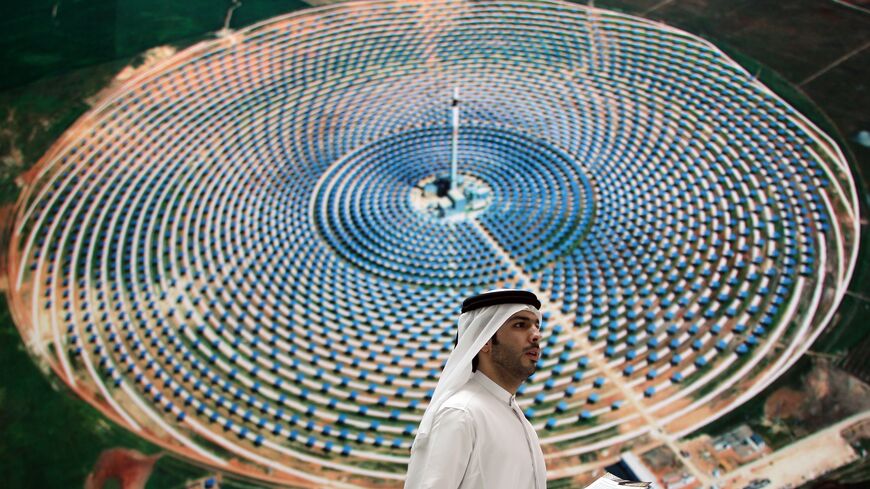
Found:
410,301 -> 542,451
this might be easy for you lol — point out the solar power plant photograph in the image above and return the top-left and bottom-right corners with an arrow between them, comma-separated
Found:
0,1 -> 868,488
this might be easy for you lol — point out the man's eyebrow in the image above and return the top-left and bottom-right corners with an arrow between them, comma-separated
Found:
514,316 -> 539,324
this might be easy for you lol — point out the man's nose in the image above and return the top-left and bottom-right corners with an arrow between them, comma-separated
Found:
530,327 -> 541,344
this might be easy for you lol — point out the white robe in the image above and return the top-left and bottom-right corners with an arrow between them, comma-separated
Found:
405,371 -> 547,489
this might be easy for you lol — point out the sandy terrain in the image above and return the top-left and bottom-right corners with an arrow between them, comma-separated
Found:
717,412 -> 869,489
764,388 -> 804,420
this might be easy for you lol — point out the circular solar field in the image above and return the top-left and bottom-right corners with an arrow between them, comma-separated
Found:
6,0 -> 859,487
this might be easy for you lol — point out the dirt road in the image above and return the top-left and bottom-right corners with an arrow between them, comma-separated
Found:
716,410 -> 870,489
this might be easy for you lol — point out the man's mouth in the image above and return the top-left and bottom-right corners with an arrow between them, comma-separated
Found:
525,349 -> 540,360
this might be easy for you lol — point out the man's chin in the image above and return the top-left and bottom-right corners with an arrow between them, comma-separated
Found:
524,363 -> 538,377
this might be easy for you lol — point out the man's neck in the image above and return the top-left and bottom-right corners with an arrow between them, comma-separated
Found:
477,366 -> 522,395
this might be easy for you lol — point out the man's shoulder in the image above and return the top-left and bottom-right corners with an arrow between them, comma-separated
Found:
440,379 -> 490,413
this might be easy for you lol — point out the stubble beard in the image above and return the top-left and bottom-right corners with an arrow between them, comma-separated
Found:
491,343 -> 537,382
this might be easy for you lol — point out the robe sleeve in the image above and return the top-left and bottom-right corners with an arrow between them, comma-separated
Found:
404,407 -> 474,489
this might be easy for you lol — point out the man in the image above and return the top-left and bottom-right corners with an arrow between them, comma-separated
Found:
405,289 -> 547,489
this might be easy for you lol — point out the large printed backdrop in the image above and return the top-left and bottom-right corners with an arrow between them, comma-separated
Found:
6,1 -> 859,487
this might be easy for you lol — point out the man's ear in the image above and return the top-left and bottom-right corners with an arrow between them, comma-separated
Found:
480,339 -> 492,353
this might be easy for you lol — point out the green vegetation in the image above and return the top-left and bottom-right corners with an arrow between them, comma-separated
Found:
551,425 -> 620,452
547,477 -> 578,489
229,0 -> 311,29
815,293 -> 870,355
813,225 -> 870,355
0,60 -> 119,205
0,0 -> 309,91
0,295 -> 203,487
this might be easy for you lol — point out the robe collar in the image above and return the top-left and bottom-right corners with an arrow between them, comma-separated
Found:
472,370 -> 515,406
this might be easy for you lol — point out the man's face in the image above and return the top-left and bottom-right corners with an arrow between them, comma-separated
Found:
489,309 -> 542,381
